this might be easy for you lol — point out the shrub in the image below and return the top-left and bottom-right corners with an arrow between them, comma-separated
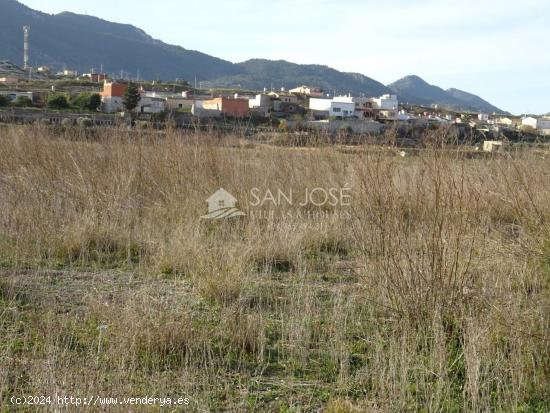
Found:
61,118 -> 74,128
522,125 -> 538,135
14,96 -> 33,107
0,95 -> 10,107
47,94 -> 69,109
71,92 -> 101,111
77,117 -> 93,128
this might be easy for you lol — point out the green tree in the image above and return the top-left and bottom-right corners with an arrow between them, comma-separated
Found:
89,94 -> 101,111
122,83 -> 141,112
71,92 -> 101,111
47,94 -> 69,109
0,95 -> 9,107
15,96 -> 33,107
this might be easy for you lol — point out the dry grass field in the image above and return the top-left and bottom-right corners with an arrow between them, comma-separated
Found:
0,125 -> 549,412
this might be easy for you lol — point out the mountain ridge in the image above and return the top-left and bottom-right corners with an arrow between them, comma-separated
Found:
210,59 -> 392,97
388,75 -> 505,114
1,0 -> 506,113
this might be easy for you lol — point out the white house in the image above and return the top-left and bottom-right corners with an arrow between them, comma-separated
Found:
248,94 -> 271,109
309,96 -> 356,117
290,85 -> 324,97
478,113 -> 489,121
522,116 -> 538,128
496,117 -> 513,126
369,94 -> 399,120
330,100 -> 356,118
370,94 -> 398,110
268,92 -> 298,104
137,96 -> 166,114
522,116 -> 550,135
310,94 -> 400,120
62,69 -> 78,77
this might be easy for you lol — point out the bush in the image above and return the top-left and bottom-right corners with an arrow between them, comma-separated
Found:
14,96 -> 33,107
77,117 -> 93,128
522,125 -> 538,135
71,92 -> 101,111
47,94 -> 69,109
0,95 -> 9,107
61,118 -> 74,128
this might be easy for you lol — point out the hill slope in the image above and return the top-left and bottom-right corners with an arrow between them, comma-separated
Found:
209,59 -> 391,97
389,75 -> 504,113
446,88 -> 504,114
0,0 -> 240,80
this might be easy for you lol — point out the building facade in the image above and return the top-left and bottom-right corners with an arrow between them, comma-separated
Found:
290,85 -> 324,97
330,100 -> 356,118
248,94 -> 271,109
201,97 -> 250,117
522,116 -> 550,134
100,81 -> 128,113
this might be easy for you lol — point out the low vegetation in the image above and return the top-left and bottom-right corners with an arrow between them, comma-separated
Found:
0,125 -> 548,412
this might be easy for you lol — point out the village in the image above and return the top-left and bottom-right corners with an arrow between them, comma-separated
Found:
1,59 -> 550,148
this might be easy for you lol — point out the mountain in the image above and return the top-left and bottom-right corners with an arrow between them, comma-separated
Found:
208,59 -> 391,97
0,0 -> 506,113
389,75 -> 505,113
0,0 -> 240,80
446,88 -> 504,114
388,76 -> 454,106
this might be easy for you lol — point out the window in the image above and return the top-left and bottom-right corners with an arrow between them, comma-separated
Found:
333,107 -> 341,113
219,200 -> 225,208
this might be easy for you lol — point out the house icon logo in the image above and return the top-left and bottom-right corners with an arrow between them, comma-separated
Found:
201,188 -> 246,220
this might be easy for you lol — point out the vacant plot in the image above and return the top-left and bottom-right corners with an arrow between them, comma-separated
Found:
0,125 -> 549,412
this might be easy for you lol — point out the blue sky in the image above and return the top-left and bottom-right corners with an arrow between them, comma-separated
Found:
19,0 -> 550,115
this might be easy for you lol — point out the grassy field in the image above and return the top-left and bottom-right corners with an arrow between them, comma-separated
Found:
0,125 -> 549,412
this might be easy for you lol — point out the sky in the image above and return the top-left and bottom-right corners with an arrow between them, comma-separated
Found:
19,0 -> 550,115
